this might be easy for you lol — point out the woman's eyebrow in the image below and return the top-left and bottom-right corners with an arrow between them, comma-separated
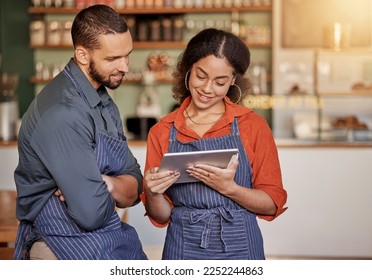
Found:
196,66 -> 231,79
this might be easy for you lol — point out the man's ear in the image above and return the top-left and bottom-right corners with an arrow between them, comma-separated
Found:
74,46 -> 89,65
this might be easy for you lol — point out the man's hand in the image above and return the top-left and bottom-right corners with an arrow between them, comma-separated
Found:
54,189 -> 65,202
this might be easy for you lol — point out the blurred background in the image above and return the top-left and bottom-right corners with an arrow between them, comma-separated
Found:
1,0 -> 372,260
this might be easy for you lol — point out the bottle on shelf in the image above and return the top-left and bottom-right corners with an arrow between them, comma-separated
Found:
136,71 -> 161,119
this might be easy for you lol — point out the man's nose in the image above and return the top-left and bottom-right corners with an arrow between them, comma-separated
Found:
118,58 -> 129,73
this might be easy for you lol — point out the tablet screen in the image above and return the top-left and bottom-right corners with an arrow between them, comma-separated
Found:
159,148 -> 238,183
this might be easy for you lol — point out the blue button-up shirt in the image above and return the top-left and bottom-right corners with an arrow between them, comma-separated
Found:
14,58 -> 142,230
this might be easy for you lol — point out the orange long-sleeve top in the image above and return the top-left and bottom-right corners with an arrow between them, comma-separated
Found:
142,97 -> 287,225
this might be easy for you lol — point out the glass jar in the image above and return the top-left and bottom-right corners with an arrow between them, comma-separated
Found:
30,20 -> 46,46
47,21 -> 62,46
62,21 -> 73,47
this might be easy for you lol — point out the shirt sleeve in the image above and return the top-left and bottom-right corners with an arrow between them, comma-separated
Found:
240,115 -> 288,221
30,105 -> 115,231
140,122 -> 173,227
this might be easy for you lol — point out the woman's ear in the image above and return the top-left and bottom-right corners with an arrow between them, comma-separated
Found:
231,77 -> 236,85
74,46 -> 89,66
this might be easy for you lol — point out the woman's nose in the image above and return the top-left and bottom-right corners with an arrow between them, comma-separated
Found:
202,80 -> 214,93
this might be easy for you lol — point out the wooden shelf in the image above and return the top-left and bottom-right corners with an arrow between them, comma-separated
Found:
28,6 -> 272,15
31,76 -> 273,86
29,44 -> 73,49
318,92 -> 372,97
29,41 -> 186,49
28,5 -> 273,94
247,42 -> 272,48
30,41 -> 271,49
30,76 -> 173,85
134,41 -> 187,49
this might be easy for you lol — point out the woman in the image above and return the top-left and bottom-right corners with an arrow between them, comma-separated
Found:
141,28 -> 287,260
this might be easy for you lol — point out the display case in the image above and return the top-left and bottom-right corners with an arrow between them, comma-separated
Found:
293,48 -> 372,142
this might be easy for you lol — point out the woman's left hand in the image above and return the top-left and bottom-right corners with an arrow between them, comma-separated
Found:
186,154 -> 239,194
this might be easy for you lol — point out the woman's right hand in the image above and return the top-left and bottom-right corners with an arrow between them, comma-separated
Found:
144,167 -> 180,195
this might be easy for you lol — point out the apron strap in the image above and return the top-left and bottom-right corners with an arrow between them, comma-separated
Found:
189,207 -> 237,252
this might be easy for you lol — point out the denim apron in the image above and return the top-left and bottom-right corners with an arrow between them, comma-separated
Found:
162,118 -> 264,260
14,65 -> 147,260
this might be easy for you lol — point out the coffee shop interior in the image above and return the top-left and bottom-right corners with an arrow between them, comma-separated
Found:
1,0 -> 372,260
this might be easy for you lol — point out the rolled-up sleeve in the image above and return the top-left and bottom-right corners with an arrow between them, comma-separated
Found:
243,117 -> 288,221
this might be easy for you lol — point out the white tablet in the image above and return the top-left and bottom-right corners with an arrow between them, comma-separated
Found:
159,148 -> 239,183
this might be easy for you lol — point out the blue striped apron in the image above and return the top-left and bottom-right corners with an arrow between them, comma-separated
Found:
162,118 -> 265,260
14,66 -> 147,260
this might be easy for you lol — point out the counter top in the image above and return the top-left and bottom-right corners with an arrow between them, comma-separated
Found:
0,190 -> 18,243
0,140 -> 17,147
127,139 -> 372,148
2,139 -> 372,148
0,139 -> 148,147
274,138 -> 372,148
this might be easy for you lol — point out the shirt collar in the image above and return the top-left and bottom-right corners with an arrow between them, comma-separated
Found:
162,96 -> 251,124
97,86 -> 112,107
67,58 -> 102,109
160,96 -> 253,137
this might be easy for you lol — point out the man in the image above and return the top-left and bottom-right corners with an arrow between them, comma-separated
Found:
14,5 -> 147,260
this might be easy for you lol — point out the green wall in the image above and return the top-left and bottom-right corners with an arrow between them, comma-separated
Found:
0,2 -> 2,58
0,0 -> 34,117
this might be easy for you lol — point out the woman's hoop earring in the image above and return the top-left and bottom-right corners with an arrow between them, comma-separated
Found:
184,70 -> 190,91
230,84 -> 242,104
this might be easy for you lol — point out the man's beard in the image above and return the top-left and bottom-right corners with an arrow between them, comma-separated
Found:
88,60 -> 123,90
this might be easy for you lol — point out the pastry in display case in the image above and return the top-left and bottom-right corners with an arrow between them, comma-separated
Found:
292,112 -> 372,142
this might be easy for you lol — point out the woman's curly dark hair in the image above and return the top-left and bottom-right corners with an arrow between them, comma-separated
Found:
172,28 -> 251,104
